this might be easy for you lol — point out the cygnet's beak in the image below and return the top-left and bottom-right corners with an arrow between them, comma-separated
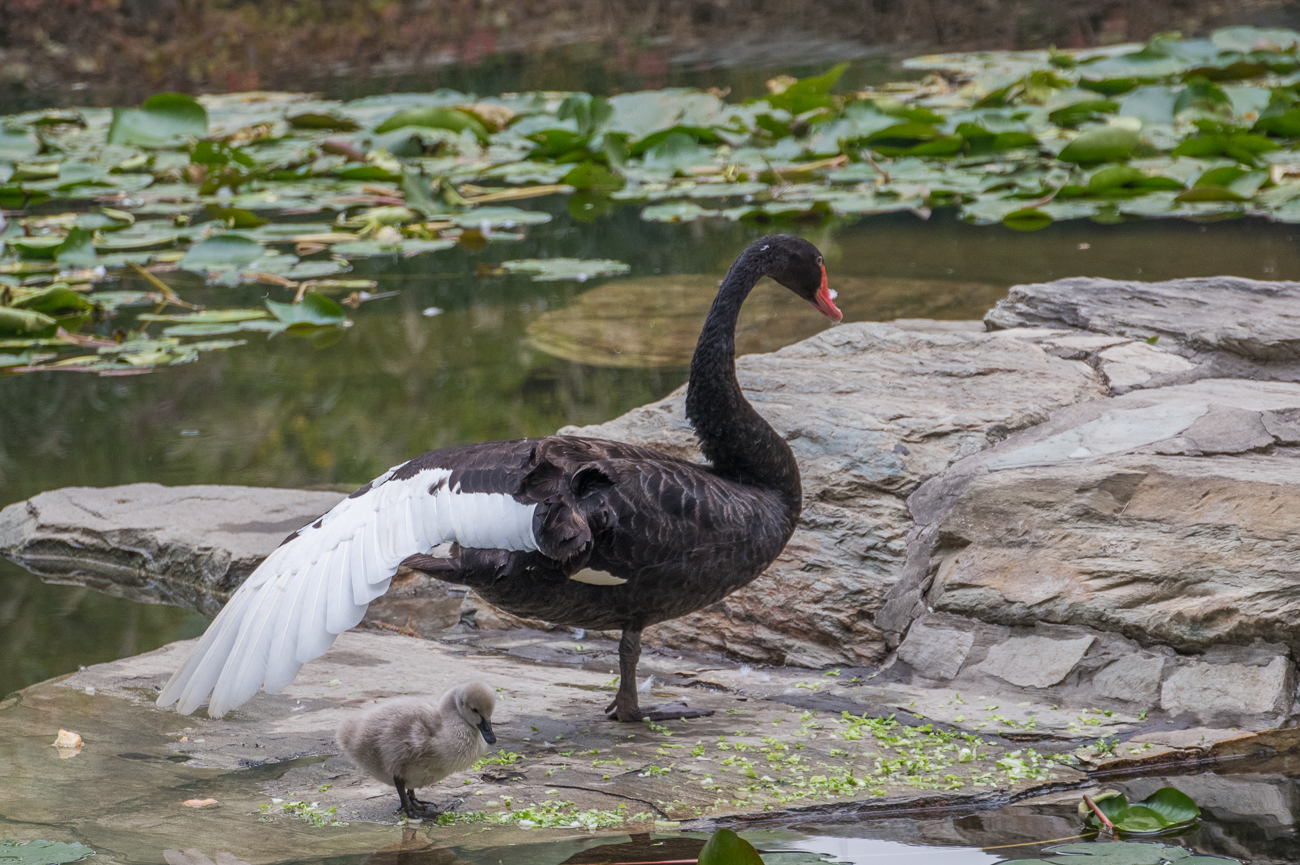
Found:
478,717 -> 497,745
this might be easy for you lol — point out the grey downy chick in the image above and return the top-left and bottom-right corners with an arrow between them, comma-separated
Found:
337,680 -> 497,818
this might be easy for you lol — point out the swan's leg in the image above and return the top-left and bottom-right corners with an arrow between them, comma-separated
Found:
394,776 -> 439,818
605,629 -> 644,721
605,629 -> 713,722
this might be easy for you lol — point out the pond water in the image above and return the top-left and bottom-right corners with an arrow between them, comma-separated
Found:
5,18 -> 1300,865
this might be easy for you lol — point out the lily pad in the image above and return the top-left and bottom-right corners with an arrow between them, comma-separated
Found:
0,306 -> 58,336
1059,126 -> 1140,163
265,292 -> 348,332
499,258 -> 631,281
1079,787 -> 1200,836
180,234 -> 265,274
373,106 -> 488,142
6,236 -> 65,261
451,207 -> 552,228
641,202 -> 721,222
11,284 -> 93,316
697,829 -> 764,865
107,93 -> 208,148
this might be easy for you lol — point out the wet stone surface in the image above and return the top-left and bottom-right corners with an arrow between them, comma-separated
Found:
0,627 -> 1111,863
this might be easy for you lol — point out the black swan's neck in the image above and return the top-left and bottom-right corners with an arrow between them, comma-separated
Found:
685,244 -> 801,510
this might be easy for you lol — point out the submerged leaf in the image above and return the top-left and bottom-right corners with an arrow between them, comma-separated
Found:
0,840 -> 95,865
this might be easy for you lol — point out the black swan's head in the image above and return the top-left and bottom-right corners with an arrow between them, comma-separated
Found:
760,234 -> 841,322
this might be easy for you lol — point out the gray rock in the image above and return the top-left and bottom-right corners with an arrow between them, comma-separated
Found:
985,276 -> 1300,363
1094,655 -> 1166,705
1161,656 -> 1294,720
931,452 -> 1300,655
0,628 -> 1086,853
896,620 -> 975,680
1263,407 -> 1300,444
1184,407 -> 1275,454
974,635 -> 1095,689
1097,341 -> 1197,392
563,322 -> 1104,666
0,483 -> 345,616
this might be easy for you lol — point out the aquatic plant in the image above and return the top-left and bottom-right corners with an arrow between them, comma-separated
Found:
8,26 -> 1300,375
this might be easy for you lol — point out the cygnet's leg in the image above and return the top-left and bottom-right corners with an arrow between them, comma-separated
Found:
604,629 -> 712,722
393,776 -> 440,818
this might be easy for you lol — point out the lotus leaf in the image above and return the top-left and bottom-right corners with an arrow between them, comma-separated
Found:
451,207 -> 552,228
287,111 -> 359,131
180,235 -> 264,274
107,92 -> 208,148
499,258 -> 630,282
697,829 -> 764,865
265,292 -> 347,330
1079,787 -> 1200,836
374,106 -> 489,142
11,285 -> 92,315
1059,126 -> 1140,163
0,306 -> 58,336
55,228 -> 97,267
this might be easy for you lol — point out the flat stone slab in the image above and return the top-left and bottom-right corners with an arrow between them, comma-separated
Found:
986,275 -> 1300,363
0,630 -> 1094,859
0,484 -> 346,616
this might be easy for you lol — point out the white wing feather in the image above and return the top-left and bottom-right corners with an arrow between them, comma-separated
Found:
157,465 -> 538,716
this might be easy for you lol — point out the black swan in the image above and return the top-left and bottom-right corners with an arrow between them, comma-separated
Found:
158,234 -> 840,722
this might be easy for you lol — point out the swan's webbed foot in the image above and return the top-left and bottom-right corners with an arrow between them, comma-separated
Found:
605,696 -> 712,722
395,777 -> 442,820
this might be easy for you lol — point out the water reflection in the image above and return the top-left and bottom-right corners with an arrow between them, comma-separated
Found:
0,559 -> 207,698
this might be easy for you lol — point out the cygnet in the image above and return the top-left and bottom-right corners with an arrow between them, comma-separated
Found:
337,680 -> 497,818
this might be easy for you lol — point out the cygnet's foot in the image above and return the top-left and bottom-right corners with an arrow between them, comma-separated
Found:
604,697 -> 712,722
399,800 -> 443,820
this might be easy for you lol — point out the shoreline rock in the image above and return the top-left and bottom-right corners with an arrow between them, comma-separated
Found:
4,274 -> 1300,736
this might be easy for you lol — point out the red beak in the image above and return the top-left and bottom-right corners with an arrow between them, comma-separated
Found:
811,264 -> 842,322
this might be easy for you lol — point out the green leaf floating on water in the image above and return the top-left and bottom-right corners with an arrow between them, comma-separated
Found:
0,840 -> 95,865
107,92 -> 208,148
452,207 -> 553,228
11,284 -> 93,316
0,306 -> 58,337
1059,126 -> 1140,163
373,106 -> 489,142
499,258 -> 631,281
1078,787 -> 1200,836
9,27 -> 1300,379
7,236 -> 64,260
697,828 -> 764,865
265,293 -> 348,333
180,234 -> 265,275
55,227 -> 97,267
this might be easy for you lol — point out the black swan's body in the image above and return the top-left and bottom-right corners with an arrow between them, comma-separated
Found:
158,235 -> 839,721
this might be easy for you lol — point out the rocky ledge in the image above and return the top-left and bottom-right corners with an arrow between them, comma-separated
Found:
3,274 -> 1300,841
